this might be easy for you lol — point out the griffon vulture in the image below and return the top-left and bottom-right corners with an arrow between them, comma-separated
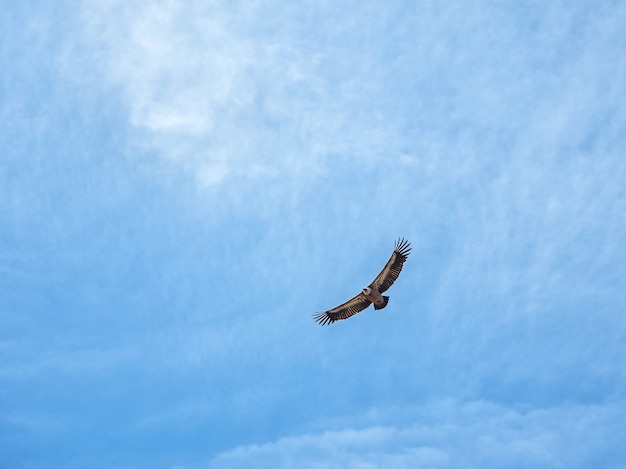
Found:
313,238 -> 411,325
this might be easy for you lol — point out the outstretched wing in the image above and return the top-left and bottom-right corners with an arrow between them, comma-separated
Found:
312,293 -> 372,325
369,238 -> 411,293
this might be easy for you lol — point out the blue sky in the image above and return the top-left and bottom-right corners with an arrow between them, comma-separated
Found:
2,0 -> 626,467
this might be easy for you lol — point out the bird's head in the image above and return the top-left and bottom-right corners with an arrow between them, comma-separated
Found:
362,287 -> 372,295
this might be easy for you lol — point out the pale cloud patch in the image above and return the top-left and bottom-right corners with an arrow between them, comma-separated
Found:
141,108 -> 209,134
197,162 -> 230,186
78,0 -> 407,189
207,400 -> 626,468
80,0 -> 257,184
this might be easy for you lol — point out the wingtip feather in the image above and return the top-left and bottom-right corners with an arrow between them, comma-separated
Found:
394,237 -> 412,257
313,312 -> 333,326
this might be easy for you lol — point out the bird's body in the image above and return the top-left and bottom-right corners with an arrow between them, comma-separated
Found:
362,286 -> 388,310
313,238 -> 411,325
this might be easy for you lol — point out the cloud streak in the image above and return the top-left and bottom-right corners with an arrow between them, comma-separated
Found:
209,400 -> 626,468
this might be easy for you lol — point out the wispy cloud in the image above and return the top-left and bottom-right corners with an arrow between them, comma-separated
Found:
77,0 -> 416,190
208,400 -> 626,468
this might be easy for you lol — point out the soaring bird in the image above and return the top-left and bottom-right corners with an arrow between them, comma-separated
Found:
313,238 -> 411,325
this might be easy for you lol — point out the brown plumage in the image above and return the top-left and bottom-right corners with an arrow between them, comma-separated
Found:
313,238 -> 411,325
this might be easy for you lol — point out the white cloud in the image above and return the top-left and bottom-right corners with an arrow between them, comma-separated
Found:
80,0 -> 254,179
77,0 -> 411,189
207,400 -> 626,468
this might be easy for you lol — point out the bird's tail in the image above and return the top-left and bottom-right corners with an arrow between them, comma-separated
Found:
374,296 -> 389,310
